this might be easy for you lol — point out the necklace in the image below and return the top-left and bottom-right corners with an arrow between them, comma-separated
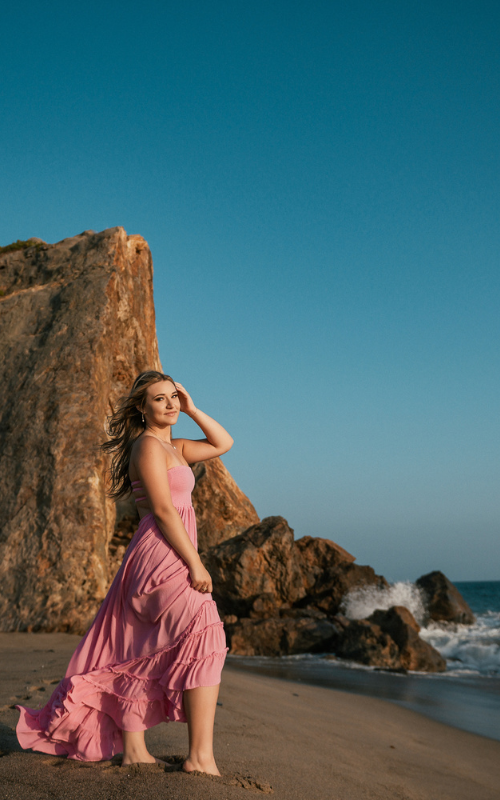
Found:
145,431 -> 176,449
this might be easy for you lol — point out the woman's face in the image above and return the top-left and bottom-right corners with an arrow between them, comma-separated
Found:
143,380 -> 180,427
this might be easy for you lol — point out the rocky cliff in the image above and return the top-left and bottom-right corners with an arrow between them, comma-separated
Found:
0,228 -> 257,633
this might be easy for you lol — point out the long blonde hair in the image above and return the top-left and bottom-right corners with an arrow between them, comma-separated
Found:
101,370 -> 176,498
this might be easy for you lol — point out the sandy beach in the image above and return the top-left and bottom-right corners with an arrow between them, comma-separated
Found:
1,633 -> 499,800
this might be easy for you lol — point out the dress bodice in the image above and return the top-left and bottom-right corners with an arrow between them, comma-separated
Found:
131,465 -> 195,510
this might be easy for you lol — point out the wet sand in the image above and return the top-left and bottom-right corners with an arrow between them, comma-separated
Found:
226,653 -> 500,741
1,633 -> 499,800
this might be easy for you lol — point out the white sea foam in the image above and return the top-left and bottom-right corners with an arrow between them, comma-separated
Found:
341,581 -> 426,625
420,612 -> 500,676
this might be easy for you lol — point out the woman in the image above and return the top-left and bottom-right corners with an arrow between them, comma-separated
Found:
16,370 -> 232,775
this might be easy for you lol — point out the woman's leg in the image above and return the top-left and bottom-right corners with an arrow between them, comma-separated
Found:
182,684 -> 221,776
121,729 -> 157,765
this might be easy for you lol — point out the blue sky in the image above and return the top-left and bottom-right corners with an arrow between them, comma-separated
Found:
1,1 -> 498,581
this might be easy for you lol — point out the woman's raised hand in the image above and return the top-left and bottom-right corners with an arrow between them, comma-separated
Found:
174,382 -> 198,417
189,559 -> 213,594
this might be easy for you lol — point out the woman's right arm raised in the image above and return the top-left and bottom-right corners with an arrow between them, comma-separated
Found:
133,438 -> 212,592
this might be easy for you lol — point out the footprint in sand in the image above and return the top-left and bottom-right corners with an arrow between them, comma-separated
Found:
41,753 -> 273,793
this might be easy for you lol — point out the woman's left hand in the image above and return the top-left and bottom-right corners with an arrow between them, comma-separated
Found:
174,382 -> 198,416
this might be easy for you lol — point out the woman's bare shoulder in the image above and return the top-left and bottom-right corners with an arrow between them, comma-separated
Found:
131,434 -> 165,456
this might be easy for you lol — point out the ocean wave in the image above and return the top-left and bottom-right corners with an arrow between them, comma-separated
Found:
420,612 -> 500,677
341,581 -> 500,677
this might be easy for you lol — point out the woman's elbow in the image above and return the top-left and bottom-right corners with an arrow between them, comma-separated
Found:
223,436 -> 234,453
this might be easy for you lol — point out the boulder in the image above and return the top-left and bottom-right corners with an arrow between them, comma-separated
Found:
191,458 -> 259,552
227,615 -> 339,657
294,535 -> 389,617
334,606 -> 446,672
205,516 -> 306,618
416,571 -> 475,625
333,617 -> 400,669
368,607 -> 446,672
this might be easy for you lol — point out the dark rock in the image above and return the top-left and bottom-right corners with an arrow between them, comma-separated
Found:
416,571 -> 475,625
227,616 -> 339,656
334,606 -> 446,672
279,607 -> 328,620
368,606 -> 446,672
334,618 -> 400,668
205,516 -> 306,618
294,535 -> 389,617
249,593 -> 281,619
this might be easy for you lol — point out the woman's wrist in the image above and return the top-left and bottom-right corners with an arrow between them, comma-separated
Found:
188,407 -> 199,418
186,552 -> 202,569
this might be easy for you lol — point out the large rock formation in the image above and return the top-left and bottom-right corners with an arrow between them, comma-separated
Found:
208,516 -> 448,670
0,228 -> 256,633
0,228 -> 160,632
207,518 -> 388,622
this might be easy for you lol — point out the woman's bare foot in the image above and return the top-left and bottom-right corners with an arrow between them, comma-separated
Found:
182,755 -> 221,776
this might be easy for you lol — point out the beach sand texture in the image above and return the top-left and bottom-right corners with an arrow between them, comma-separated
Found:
1,633 -> 499,800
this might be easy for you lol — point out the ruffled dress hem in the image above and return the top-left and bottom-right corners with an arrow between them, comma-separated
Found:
16,599 -> 228,762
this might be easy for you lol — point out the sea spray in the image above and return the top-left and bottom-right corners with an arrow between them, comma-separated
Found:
342,581 -> 500,676
342,580 -> 426,625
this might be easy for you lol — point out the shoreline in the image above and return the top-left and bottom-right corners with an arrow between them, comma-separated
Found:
1,633 -> 500,799
226,653 -> 500,742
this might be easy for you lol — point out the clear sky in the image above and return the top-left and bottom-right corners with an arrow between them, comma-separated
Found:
1,1 -> 498,582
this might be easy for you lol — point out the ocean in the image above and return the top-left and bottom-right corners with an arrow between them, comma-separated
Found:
226,580 -> 500,741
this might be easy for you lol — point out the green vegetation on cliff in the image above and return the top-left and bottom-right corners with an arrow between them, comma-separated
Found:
0,239 -> 40,254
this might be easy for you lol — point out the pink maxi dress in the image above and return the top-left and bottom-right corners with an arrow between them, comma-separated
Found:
16,465 -> 228,761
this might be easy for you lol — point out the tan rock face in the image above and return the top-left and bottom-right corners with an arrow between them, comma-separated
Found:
191,458 -> 259,553
206,516 -> 306,618
0,228 -> 161,632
